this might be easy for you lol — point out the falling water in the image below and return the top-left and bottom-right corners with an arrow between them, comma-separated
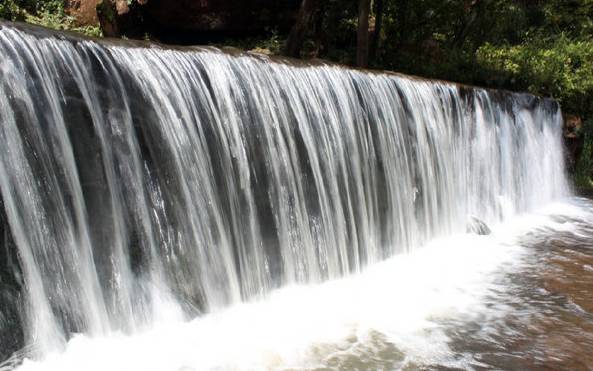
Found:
0,22 -> 568,364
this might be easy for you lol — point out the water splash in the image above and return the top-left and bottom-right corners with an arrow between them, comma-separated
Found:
14,200 -> 593,371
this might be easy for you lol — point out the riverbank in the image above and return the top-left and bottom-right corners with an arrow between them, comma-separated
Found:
576,187 -> 593,199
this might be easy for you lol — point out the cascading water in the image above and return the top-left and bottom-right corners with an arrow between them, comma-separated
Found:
0,22 -> 570,368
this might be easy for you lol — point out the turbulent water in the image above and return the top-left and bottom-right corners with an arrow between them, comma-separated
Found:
0,22 -> 577,369
6,198 -> 593,371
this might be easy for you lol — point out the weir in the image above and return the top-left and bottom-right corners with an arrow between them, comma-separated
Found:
0,22 -> 568,363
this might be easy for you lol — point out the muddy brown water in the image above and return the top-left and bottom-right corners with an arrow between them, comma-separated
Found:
304,199 -> 593,371
438,224 -> 593,370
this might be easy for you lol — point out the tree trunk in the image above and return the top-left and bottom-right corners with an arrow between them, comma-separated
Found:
96,0 -> 120,37
357,0 -> 372,67
396,0 -> 410,47
370,0 -> 384,63
453,0 -> 492,48
284,0 -> 316,58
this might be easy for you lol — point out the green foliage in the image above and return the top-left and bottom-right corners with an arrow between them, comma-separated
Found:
538,0 -> 593,38
0,0 -> 102,38
575,119 -> 593,188
0,0 -> 26,21
476,35 -> 593,116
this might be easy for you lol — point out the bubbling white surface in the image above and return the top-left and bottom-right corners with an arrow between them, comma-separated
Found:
15,200 -> 590,371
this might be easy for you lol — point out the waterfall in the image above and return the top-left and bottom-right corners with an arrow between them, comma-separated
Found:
0,22 -> 568,361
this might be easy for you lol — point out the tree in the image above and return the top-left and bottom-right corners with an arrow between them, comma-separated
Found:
356,0 -> 371,67
285,0 -> 317,58
370,0 -> 384,63
453,0 -> 490,48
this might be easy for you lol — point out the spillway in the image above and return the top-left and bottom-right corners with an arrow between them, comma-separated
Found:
0,22 -> 569,366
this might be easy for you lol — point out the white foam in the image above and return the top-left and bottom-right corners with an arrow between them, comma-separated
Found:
15,201 -> 592,371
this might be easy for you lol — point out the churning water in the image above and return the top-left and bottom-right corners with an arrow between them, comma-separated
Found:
0,22 -> 589,370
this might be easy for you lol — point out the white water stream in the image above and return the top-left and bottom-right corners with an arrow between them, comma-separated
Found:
0,23 -> 573,369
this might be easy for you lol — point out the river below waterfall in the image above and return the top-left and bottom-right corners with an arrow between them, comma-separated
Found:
4,197 -> 591,371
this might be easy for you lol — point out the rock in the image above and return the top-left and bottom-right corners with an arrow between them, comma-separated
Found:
563,114 -> 585,174
0,199 -> 24,363
65,0 -> 102,26
66,0 -> 133,28
114,0 -> 130,14
467,216 -> 491,235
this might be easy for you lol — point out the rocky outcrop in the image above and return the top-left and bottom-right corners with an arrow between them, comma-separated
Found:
466,216 -> 491,235
0,198 -> 23,363
563,114 -> 585,173
65,0 -> 102,25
